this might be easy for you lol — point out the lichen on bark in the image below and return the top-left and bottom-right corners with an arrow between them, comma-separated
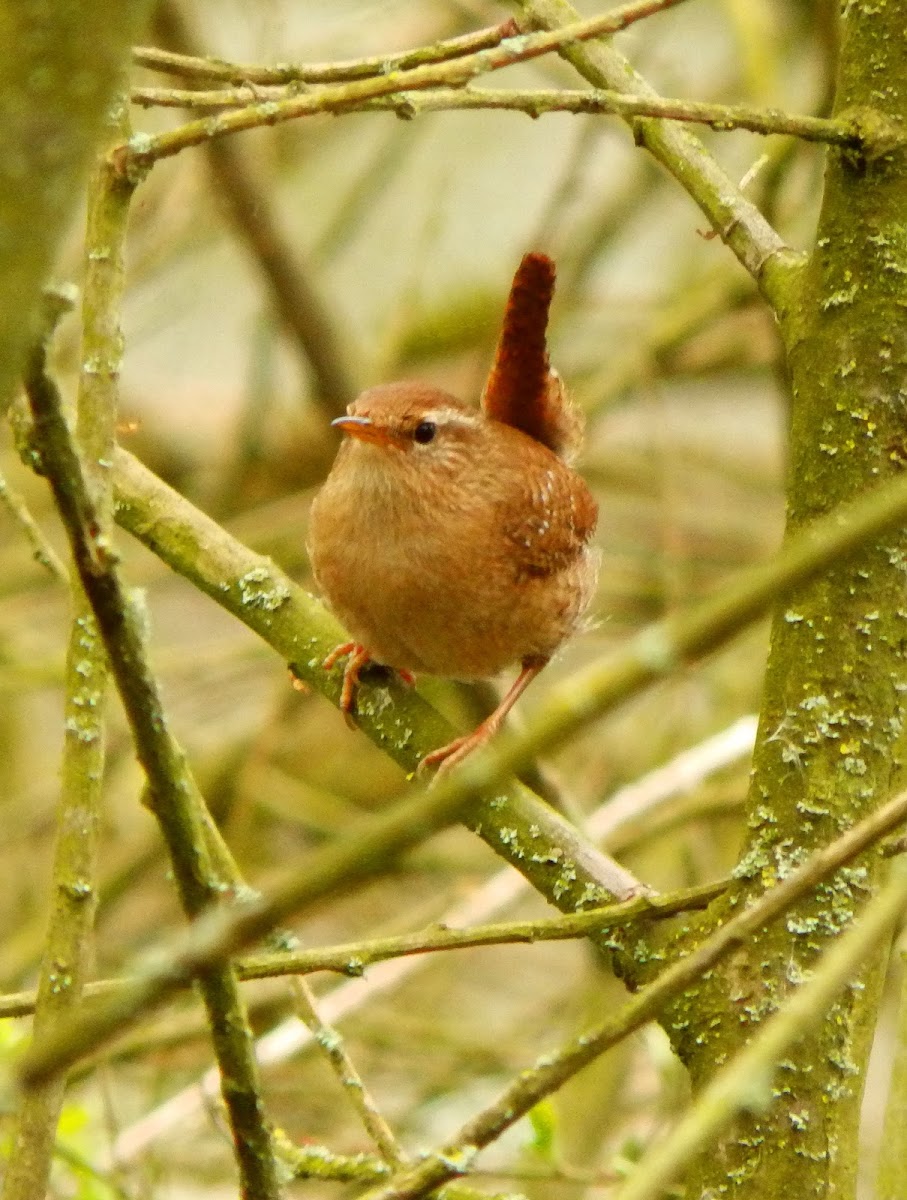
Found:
660,5 -> 907,1196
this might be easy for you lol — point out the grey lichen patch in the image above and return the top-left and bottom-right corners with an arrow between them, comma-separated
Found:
748,804 -> 778,829
786,913 -> 824,936
842,754 -> 868,775
796,798 -> 832,818
64,714 -> 101,744
820,282 -> 859,311
788,1107 -> 811,1132
574,881 -> 611,909
732,841 -> 772,882
552,859 -> 578,900
237,565 -> 291,612
358,687 -> 393,718
498,827 -> 523,857
530,845 -> 564,866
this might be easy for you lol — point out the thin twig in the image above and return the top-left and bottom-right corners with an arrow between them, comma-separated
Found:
292,978 -> 406,1167
116,0 -> 693,172
365,86 -> 870,147
0,470 -> 69,584
130,80 -> 871,150
0,881 -> 726,1018
132,20 -> 521,86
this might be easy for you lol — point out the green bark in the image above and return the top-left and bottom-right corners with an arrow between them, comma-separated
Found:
668,5 -> 907,1196
0,0 -> 152,409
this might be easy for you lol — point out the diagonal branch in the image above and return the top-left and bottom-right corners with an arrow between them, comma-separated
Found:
0,880 -> 725,1018
512,0 -> 805,314
133,18 -> 522,85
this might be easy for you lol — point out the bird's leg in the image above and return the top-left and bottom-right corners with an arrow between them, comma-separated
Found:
323,642 -> 414,727
420,655 -> 549,777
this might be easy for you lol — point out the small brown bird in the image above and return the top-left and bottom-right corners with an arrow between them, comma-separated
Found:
309,252 -> 599,772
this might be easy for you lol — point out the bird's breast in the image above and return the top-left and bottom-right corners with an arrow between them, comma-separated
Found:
309,442 -> 597,678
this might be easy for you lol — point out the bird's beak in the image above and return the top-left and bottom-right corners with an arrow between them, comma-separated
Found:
331,415 -> 405,449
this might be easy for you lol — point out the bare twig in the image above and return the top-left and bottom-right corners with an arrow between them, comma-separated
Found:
0,470 -> 68,584
133,19 -> 521,86
117,0 -> 693,172
365,86 -> 872,147
131,80 -> 873,151
0,881 -> 726,1018
291,978 -> 405,1167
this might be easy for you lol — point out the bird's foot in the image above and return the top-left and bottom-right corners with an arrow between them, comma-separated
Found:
322,642 -> 372,727
322,642 -> 414,728
419,727 -> 491,780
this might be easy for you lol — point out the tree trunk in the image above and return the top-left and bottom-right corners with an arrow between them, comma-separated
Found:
670,5 -> 907,1195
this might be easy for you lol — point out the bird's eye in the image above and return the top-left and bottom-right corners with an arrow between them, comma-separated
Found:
413,421 -> 436,445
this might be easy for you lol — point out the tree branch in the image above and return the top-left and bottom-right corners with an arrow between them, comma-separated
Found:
115,0 -> 693,173
20,333 -> 280,1198
0,881 -> 724,1018
133,19 -> 521,85
512,0 -> 804,314
130,80 -> 880,152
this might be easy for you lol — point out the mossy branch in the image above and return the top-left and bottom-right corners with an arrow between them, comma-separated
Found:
20,332 -> 280,1198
